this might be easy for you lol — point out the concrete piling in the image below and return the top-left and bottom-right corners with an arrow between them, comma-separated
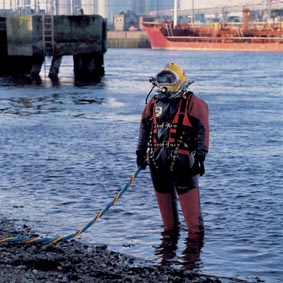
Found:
48,55 -> 62,79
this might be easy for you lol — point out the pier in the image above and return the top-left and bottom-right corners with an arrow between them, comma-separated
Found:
107,31 -> 150,48
0,15 -> 107,81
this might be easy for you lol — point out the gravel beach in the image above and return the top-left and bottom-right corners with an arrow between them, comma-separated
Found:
0,218 -> 252,283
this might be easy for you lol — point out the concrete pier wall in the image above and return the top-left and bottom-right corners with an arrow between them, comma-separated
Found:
53,16 -> 106,56
107,31 -> 150,48
0,15 -> 106,81
6,16 -> 34,56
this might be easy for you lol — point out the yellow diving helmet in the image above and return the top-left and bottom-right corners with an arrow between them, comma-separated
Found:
156,63 -> 186,93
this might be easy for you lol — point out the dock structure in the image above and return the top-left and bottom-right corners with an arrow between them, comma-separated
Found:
107,31 -> 150,48
0,15 -> 107,82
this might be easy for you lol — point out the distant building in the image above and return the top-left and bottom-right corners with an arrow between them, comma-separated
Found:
80,0 -> 95,15
114,10 -> 139,31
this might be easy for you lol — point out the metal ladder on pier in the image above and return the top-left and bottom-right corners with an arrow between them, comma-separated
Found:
42,15 -> 54,56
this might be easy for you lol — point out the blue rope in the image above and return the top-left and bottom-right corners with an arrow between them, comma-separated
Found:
0,167 -> 141,244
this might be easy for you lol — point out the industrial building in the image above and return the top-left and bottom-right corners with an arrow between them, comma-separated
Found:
0,1 -> 175,19
1,1 -> 281,27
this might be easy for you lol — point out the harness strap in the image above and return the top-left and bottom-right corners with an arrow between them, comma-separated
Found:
149,93 -> 193,171
177,94 -> 192,140
168,94 -> 192,171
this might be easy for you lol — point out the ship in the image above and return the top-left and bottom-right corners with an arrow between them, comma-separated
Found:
142,9 -> 283,52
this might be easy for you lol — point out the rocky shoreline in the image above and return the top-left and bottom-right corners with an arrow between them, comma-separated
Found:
0,218 -> 252,283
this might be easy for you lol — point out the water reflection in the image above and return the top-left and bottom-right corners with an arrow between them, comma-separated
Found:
0,90 -> 104,116
0,72 -> 105,88
155,229 -> 179,265
155,229 -> 203,270
0,75 -> 43,86
181,233 -> 204,270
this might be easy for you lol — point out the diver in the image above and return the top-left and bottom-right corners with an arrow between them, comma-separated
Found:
136,62 -> 209,238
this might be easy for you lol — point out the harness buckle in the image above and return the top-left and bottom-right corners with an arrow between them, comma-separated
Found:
162,122 -> 171,129
162,141 -> 170,148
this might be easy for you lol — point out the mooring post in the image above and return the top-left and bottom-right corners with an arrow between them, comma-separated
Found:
73,52 -> 105,82
48,55 -> 62,78
30,54 -> 44,77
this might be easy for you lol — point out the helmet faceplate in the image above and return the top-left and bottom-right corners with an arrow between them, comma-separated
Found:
156,63 -> 186,93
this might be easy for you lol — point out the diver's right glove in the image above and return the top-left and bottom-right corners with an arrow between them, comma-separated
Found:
136,150 -> 147,170
192,155 -> 205,176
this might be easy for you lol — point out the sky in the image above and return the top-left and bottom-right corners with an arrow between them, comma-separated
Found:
0,0 -> 281,11
180,0 -> 271,9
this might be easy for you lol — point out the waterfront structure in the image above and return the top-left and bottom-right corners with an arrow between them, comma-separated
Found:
0,15 -> 107,80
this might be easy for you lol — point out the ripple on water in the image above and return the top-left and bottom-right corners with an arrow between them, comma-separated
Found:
1,50 -> 282,283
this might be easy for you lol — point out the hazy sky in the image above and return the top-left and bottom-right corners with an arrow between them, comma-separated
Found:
180,0 -> 265,9
0,0 -> 278,11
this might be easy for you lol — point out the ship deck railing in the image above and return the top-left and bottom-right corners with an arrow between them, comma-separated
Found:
143,21 -> 283,32
167,36 -> 283,44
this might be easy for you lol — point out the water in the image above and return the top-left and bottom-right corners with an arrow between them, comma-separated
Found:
0,49 -> 282,283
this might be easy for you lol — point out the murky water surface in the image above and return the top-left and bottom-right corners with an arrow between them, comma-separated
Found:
0,49 -> 282,283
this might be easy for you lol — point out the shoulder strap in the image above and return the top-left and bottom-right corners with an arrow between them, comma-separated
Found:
174,93 -> 193,141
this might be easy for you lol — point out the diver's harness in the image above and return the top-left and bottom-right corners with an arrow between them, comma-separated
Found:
146,80 -> 197,171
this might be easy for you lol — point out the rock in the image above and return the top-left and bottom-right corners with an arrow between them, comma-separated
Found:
0,217 -> 248,283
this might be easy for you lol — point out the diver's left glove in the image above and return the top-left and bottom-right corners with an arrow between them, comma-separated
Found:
192,155 -> 205,176
136,150 -> 147,170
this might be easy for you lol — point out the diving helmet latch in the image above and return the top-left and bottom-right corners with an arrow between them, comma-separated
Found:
161,86 -> 168,93
149,76 -> 157,86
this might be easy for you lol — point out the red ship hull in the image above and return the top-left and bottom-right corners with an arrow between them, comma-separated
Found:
143,25 -> 283,52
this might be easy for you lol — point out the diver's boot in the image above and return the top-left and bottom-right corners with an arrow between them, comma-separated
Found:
155,191 -> 179,231
178,188 -> 204,234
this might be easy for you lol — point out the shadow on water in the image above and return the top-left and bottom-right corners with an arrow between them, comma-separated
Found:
155,228 -> 203,271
